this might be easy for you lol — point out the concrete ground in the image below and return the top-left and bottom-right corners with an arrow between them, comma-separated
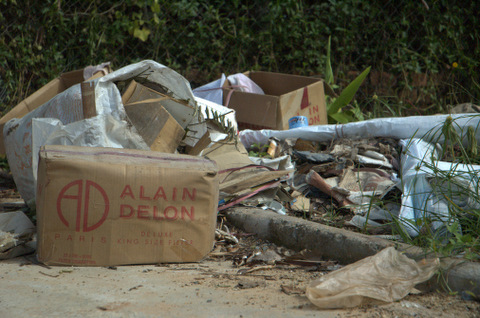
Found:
1,245 -> 479,318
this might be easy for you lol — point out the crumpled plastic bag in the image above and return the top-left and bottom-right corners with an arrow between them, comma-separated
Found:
227,73 -> 264,94
399,138 -> 480,237
306,247 -> 440,309
193,73 -> 264,106
4,60 -> 205,204
0,211 -> 36,259
193,74 -> 226,105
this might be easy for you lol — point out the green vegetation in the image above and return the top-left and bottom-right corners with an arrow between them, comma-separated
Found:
390,115 -> 480,260
1,0 -> 479,117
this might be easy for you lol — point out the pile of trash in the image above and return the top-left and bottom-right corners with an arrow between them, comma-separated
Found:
1,59 -> 479,307
2,59 -> 480,262
0,60 -> 295,266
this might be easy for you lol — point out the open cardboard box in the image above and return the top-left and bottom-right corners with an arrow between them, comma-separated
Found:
0,65 -> 111,154
223,71 -> 328,130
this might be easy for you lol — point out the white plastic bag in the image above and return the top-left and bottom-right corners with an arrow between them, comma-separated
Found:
5,60 -> 206,204
193,74 -> 226,105
306,247 -> 439,309
31,115 -> 150,192
227,73 -> 265,94
399,138 -> 480,236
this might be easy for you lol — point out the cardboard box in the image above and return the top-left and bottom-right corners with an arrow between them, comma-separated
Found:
122,80 -> 186,153
223,71 -> 327,130
36,145 -> 219,266
0,66 -> 111,155
121,80 -> 195,131
124,99 -> 185,153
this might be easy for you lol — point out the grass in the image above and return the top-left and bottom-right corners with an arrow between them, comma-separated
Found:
385,114 -> 480,260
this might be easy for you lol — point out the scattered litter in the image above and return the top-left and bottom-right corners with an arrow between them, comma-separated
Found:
237,265 -> 275,275
215,228 -> 239,245
39,271 -> 60,278
260,201 -> 287,215
306,247 -> 440,309
0,211 -> 35,259
236,279 -> 266,289
128,285 -> 143,291
281,285 -> 304,295
401,300 -> 425,309
240,114 -> 480,239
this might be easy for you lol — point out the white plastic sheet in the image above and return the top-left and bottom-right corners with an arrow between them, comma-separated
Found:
193,74 -> 226,105
227,73 -> 264,94
239,114 -> 480,147
0,211 -> 35,259
31,115 -> 150,194
399,138 -> 480,236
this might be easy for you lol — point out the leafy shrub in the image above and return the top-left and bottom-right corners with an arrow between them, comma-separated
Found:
1,0 -> 479,117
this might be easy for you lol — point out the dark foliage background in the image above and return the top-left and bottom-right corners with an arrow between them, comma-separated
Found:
1,0 -> 479,116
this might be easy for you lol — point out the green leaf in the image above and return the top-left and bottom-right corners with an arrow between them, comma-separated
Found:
329,111 -> 352,124
151,2 -> 160,14
348,105 -> 365,121
325,36 -> 333,85
328,66 -> 371,116
133,27 -> 151,42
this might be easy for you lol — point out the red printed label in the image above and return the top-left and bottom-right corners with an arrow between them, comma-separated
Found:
300,87 -> 310,109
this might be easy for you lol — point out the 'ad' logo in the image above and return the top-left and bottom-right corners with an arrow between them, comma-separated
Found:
57,180 -> 109,232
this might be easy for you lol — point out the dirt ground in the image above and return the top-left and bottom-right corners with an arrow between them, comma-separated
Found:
1,233 -> 479,318
1,178 -> 479,318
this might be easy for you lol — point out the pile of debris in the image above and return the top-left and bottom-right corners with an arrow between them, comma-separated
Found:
0,60 -> 317,266
1,59 -> 479,308
269,137 -> 401,233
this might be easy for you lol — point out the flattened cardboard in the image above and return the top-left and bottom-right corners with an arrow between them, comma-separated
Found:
202,139 -> 291,197
223,71 -> 327,130
0,66 -> 111,154
36,145 -> 219,266
124,99 -> 185,153
122,80 -> 195,130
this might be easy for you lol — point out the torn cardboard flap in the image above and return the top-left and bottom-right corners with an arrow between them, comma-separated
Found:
122,80 -> 195,130
202,140 -> 291,200
36,145 -> 219,266
0,63 -> 111,155
225,91 -> 277,128
124,98 -> 185,153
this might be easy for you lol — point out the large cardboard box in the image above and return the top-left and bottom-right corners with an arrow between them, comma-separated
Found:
36,145 -> 219,266
0,66 -> 110,155
223,71 -> 328,130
